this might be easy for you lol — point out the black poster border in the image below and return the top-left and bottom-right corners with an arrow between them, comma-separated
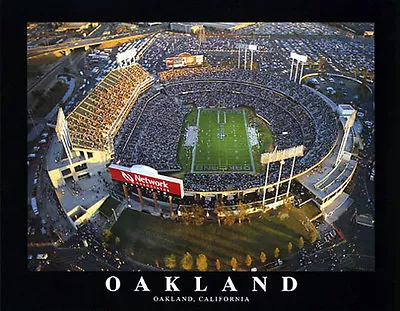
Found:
0,1 -> 396,310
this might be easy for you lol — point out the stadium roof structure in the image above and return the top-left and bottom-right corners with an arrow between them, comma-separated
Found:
129,164 -> 158,176
339,104 -> 355,111
66,64 -> 153,152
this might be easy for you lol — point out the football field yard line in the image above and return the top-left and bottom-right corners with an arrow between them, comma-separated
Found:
190,108 -> 201,173
191,109 -> 255,173
242,110 -> 255,173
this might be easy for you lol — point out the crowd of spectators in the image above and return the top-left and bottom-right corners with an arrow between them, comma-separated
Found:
114,90 -> 191,171
158,66 -> 227,82
161,68 -> 338,191
138,30 -> 374,79
113,66 -> 338,192
67,64 -> 152,151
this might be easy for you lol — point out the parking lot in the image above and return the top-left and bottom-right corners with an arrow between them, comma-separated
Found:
26,22 -> 375,272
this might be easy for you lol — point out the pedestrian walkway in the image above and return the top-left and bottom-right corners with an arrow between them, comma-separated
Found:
325,193 -> 354,224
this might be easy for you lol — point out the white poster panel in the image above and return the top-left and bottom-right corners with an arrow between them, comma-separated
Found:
261,145 -> 304,164
290,52 -> 307,63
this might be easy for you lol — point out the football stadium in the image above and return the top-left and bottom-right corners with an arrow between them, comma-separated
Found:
47,57 -> 357,222
32,25 -> 372,271
45,58 -> 358,224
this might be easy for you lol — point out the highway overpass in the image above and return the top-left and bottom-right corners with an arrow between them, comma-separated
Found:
28,33 -> 154,59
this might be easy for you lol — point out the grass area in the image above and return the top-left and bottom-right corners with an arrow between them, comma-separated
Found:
173,107 -> 197,179
300,201 -> 323,220
27,53 -> 61,78
32,81 -> 68,119
173,107 -> 273,177
192,108 -> 254,173
247,108 -> 274,172
98,196 -> 120,218
111,205 -> 315,271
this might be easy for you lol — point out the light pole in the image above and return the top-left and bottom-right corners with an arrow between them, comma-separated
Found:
238,47 -> 240,69
111,208 -> 117,222
244,48 -> 247,70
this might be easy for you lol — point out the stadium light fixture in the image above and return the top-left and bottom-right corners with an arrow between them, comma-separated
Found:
261,146 -> 304,206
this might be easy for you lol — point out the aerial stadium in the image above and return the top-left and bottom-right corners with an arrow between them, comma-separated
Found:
48,57 -> 355,217
28,23 -> 374,271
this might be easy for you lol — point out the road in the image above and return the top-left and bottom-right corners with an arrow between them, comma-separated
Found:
28,218 -> 161,272
27,50 -> 86,143
28,33 -> 153,58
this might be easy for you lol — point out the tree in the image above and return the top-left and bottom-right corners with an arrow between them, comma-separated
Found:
180,207 -> 192,225
214,202 -> 223,226
237,202 -> 247,224
215,259 -> 221,271
309,229 -> 318,243
224,211 -> 236,226
298,236 -> 304,249
155,260 -> 160,268
274,248 -> 280,259
245,254 -> 252,267
180,252 -> 194,271
317,57 -> 326,72
164,254 -> 177,269
230,257 -> 238,270
246,215 -> 251,224
103,229 -> 112,242
115,236 -> 121,245
192,204 -> 205,226
196,254 -> 208,271
260,251 -> 267,264
288,242 -> 293,253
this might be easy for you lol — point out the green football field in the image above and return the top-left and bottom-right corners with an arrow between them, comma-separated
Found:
191,108 -> 255,173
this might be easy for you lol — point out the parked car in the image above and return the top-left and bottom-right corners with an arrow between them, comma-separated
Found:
36,253 -> 48,260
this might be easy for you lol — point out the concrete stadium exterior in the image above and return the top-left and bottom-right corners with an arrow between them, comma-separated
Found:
112,69 -> 357,216
49,65 -> 358,226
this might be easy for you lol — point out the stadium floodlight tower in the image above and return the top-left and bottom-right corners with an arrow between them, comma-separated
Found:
261,145 -> 304,207
289,52 -> 308,84
55,107 -> 74,165
237,44 -> 257,70
236,43 -> 246,69
248,44 -> 257,71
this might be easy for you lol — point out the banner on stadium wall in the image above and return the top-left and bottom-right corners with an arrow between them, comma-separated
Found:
165,53 -> 204,69
109,164 -> 184,197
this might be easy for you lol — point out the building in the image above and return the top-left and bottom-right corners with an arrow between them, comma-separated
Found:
48,63 -> 154,189
355,214 -> 374,227
46,64 -> 154,229
337,104 -> 355,117
170,23 -> 202,33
